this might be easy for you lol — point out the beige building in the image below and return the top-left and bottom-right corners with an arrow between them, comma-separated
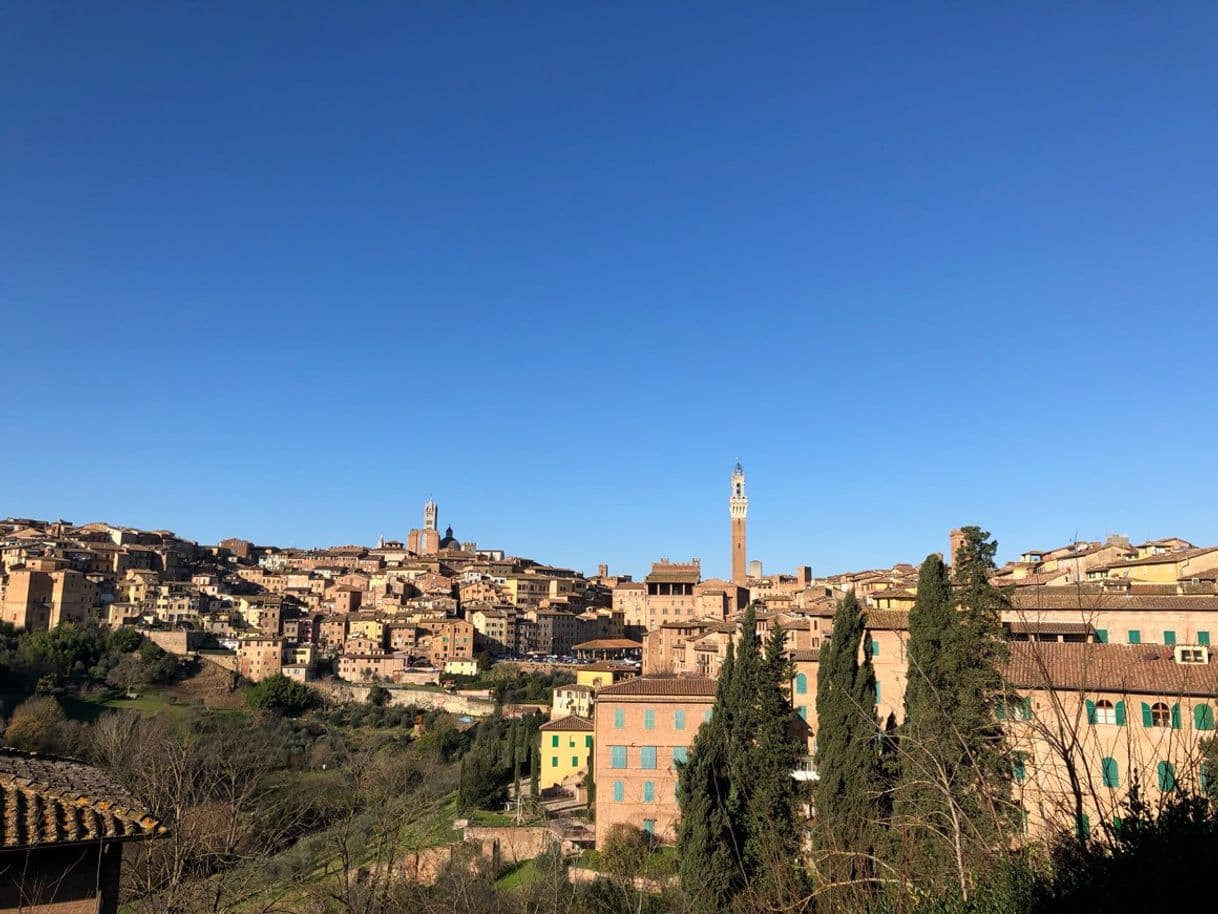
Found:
0,567 -> 95,630
593,676 -> 717,847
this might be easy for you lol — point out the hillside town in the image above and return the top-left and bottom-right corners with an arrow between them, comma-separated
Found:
5,463 -> 1218,864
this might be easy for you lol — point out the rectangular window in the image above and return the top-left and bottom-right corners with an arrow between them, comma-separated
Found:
870,640 -> 879,657
640,746 -> 657,769
874,681 -> 881,704
1164,630 -> 1177,646
551,756 -> 558,768
643,781 -> 654,802
704,709 -> 712,723
585,735 -> 592,748
614,708 -> 625,729
1128,629 -> 1141,645
572,756 -> 579,767
610,746 -> 627,769
1013,751 -> 1027,782
1095,629 -> 1108,644
1102,757 -> 1119,788
644,709 -> 655,730
642,818 -> 655,835
672,747 -> 688,764
674,710 -> 685,730
1200,631 -> 1211,647
798,705 -> 807,720
551,735 -> 559,748
612,780 -> 624,802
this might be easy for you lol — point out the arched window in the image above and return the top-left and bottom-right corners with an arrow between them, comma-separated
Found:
1151,702 -> 1171,727
795,672 -> 808,695
1101,757 -> 1119,788
1094,700 -> 1116,724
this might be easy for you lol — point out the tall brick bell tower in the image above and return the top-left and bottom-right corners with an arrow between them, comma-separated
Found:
730,461 -> 748,585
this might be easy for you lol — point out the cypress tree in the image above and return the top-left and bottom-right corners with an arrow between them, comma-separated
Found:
813,591 -> 883,910
896,534 -> 1016,901
678,640 -> 741,914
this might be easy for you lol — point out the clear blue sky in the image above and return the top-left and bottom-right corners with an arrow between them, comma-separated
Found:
3,3 -> 1217,579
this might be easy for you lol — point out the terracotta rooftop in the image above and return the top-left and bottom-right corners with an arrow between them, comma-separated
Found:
0,750 -> 165,849
1011,590 -> 1218,612
572,638 -> 643,651
539,715 -> 594,732
1091,546 -> 1218,571
1004,642 -> 1218,697
1007,621 -> 1093,635
863,610 -> 910,631
596,676 -> 718,698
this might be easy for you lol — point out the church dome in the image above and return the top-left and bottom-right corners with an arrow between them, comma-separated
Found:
439,526 -> 461,550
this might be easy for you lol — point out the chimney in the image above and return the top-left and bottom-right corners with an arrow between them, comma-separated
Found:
949,529 -> 966,568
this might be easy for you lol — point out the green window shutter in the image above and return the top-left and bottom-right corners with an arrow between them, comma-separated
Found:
1141,702 -> 1153,728
1013,751 -> 1026,782
674,710 -> 685,730
572,756 -> 579,767
1201,764 -> 1211,793
672,747 -> 688,764
1115,700 -> 1127,726
871,640 -> 880,657
1020,697 -> 1032,721
644,709 -> 655,730
551,735 -> 559,748
1199,631 -> 1211,647
612,780 -> 624,802
1196,704 -> 1215,731
1158,761 -> 1176,792
995,700 -> 1006,721
1085,699 -> 1096,725
1102,757 -> 1119,788
797,705 -> 807,720
613,708 -> 624,729
1128,629 -> 1141,644
874,681 -> 881,704
1172,704 -> 1182,729
795,673 -> 808,695
551,756 -> 558,767
1164,630 -> 1177,646
1096,629 -> 1108,644
640,746 -> 657,769
585,735 -> 592,748
643,781 -> 654,802
1075,813 -> 1090,839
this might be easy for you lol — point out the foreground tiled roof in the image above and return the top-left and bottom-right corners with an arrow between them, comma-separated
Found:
539,715 -> 594,732
596,676 -> 718,698
1003,642 -> 1218,697
0,750 -> 165,849
863,610 -> 910,631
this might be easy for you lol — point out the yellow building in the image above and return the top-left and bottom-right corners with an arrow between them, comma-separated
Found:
537,715 -> 593,791
575,661 -> 636,690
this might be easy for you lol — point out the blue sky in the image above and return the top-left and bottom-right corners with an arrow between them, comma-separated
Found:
3,3 -> 1217,579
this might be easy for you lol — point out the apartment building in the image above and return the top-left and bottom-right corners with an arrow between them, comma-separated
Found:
538,715 -> 594,791
593,676 -> 717,847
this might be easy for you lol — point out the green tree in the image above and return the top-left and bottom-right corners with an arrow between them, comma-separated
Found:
813,591 -> 885,911
678,606 -> 807,913
895,534 -> 1016,903
244,674 -> 316,716
677,641 -> 741,914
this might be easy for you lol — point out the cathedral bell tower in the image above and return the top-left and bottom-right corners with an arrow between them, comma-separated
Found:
730,462 -> 748,585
